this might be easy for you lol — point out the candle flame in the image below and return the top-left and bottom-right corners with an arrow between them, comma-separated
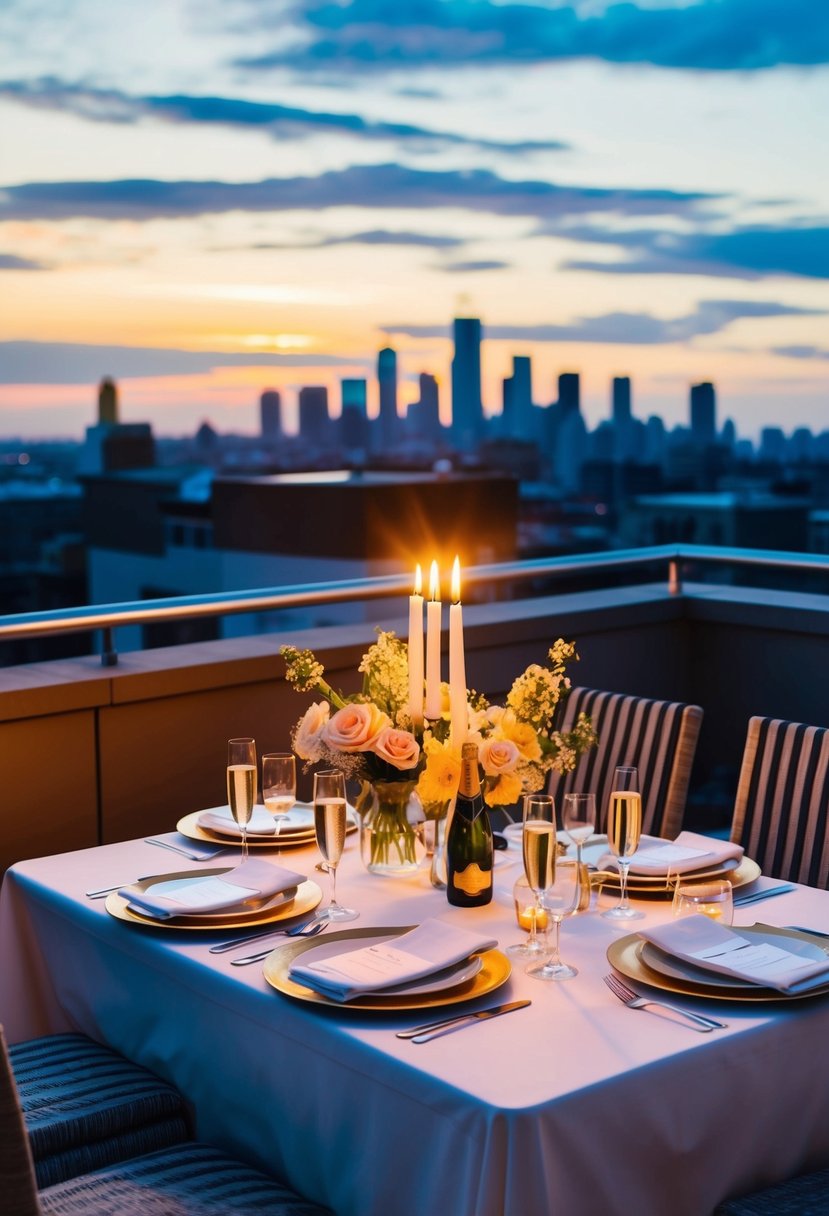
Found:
429,560 -> 440,602
414,563 -> 422,596
451,555 -> 461,604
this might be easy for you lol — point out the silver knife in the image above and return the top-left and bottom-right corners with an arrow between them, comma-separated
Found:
733,885 -> 795,906
397,999 -> 531,1044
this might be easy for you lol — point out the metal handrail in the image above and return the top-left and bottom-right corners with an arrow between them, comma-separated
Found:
1,543 -> 827,665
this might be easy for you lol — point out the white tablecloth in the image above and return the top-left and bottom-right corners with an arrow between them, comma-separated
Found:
2,833 -> 829,1216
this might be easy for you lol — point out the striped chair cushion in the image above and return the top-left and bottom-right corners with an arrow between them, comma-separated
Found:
715,1167 -> 829,1214
548,687 -> 703,839
731,717 -> 829,888
38,1142 -> 333,1215
0,1026 -> 40,1216
10,1033 -> 189,1187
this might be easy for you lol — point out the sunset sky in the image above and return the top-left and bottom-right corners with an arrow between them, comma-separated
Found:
0,0 -> 827,440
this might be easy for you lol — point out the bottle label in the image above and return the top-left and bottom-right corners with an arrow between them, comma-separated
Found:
452,863 -> 491,897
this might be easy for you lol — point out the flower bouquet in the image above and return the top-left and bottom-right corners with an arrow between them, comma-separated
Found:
281,634 -> 596,877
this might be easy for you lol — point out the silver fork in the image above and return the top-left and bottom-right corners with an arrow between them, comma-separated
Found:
603,973 -> 726,1032
209,915 -> 326,953
229,920 -> 327,965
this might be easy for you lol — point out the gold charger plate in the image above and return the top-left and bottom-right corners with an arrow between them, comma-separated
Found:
607,924 -> 829,1003
177,809 -> 356,850
106,869 -> 322,931
591,855 -> 761,898
263,925 -> 511,1012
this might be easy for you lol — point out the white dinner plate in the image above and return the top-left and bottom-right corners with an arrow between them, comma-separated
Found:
294,935 -> 484,998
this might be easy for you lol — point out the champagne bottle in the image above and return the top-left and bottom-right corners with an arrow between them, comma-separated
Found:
446,741 -> 493,907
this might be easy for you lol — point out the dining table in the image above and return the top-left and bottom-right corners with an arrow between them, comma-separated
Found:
1,822 -> 829,1216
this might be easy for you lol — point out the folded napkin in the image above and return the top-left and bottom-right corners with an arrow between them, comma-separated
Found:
597,831 -> 744,877
640,915 -> 829,995
120,859 -> 305,921
197,804 -> 283,838
289,919 -> 498,1003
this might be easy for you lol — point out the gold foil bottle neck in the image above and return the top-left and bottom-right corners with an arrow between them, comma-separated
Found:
459,741 -> 482,800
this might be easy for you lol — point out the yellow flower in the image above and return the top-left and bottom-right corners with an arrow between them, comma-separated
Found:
484,771 -> 523,808
497,711 -> 542,764
417,739 -> 460,806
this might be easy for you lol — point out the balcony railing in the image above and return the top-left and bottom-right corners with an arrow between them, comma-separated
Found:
2,543 -> 828,666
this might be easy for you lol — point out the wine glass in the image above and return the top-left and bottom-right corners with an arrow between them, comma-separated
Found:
227,737 -> 257,862
262,753 -> 296,847
509,794 -> 557,958
508,873 -> 549,956
528,859 -> 581,980
313,770 -> 358,923
562,792 -> 596,864
602,765 -> 644,921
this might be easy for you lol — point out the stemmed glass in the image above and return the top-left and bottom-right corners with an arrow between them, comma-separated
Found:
227,737 -> 257,862
601,765 -> 644,921
528,860 -> 581,981
510,794 -> 557,959
262,753 -> 296,848
313,770 -> 358,923
562,792 -> 596,869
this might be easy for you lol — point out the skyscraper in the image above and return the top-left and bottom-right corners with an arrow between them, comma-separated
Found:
451,317 -> 483,450
298,386 -> 330,447
690,382 -> 716,444
377,347 -> 398,450
260,389 -> 281,440
409,373 -> 441,444
612,377 -> 631,426
341,378 -> 368,451
98,377 -> 119,425
557,372 -> 581,416
502,355 -> 533,440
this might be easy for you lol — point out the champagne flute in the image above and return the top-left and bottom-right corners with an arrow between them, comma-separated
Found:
262,753 -> 296,848
227,737 -> 257,863
509,794 -> 556,958
602,765 -> 644,921
529,860 -> 581,981
562,792 -> 596,867
314,770 -> 358,923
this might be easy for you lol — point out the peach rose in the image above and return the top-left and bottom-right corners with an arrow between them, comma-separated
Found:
293,700 -> 329,762
323,702 -> 390,752
478,737 -> 520,776
373,726 -> 421,772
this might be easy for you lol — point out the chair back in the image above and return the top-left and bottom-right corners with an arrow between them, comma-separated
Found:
548,687 -> 703,839
0,1027 -> 41,1216
731,717 -> 829,888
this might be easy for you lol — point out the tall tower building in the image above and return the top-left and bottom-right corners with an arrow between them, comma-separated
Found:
409,373 -> 441,444
612,377 -> 631,426
690,382 -> 716,444
341,378 -> 368,451
502,356 -> 533,439
260,389 -> 281,440
557,372 -> 581,416
298,386 -> 330,447
98,377 -> 119,425
377,347 -> 398,450
451,317 -> 484,451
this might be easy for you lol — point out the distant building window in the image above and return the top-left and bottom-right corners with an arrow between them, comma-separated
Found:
165,518 -> 213,549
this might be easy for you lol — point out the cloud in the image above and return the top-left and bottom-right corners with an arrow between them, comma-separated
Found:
561,222 -> 829,280
315,228 -> 467,249
441,258 -> 509,272
0,163 -> 716,224
0,252 -> 44,270
0,77 -> 566,155
386,299 -> 822,345
773,345 -> 829,360
238,0 -> 829,73
0,341 -> 369,385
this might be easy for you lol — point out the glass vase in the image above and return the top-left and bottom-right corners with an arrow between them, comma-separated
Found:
360,781 -> 423,876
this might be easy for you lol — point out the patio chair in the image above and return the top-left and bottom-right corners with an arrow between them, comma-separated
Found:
548,686 -> 703,839
730,716 -> 829,888
9,1032 -> 189,1187
1,1025 -> 333,1216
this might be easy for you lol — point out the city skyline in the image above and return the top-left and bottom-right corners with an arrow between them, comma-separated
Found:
1,0 -> 827,441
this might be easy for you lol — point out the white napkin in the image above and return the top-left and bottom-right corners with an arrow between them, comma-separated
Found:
197,805 -> 283,838
289,918 -> 497,1002
597,831 -> 744,877
121,859 -> 304,920
640,914 -> 829,994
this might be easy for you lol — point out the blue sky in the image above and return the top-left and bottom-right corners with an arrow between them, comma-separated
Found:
0,0 -> 827,439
